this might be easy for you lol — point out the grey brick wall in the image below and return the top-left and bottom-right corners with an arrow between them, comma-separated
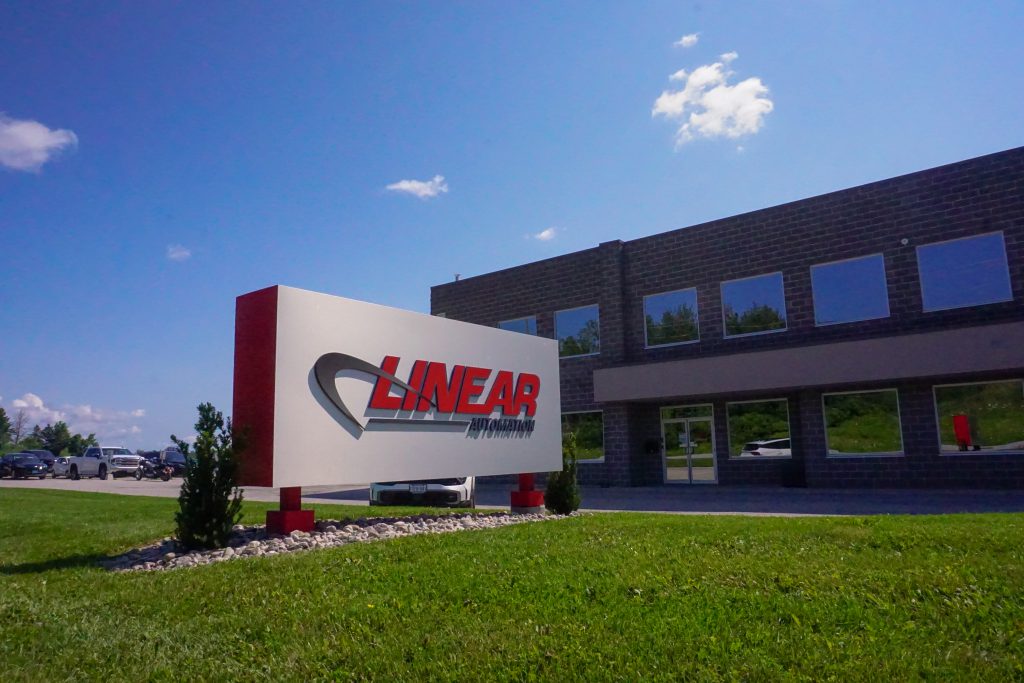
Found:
433,147 -> 1024,489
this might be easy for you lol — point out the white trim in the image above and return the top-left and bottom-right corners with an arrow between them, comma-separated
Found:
720,271 -> 788,339
916,230 -> 1014,313
643,287 -> 700,349
560,409 -> 605,464
932,378 -> 1024,456
725,397 -> 793,460
810,253 -> 891,327
821,388 -> 904,457
554,303 -> 601,359
497,315 -> 537,335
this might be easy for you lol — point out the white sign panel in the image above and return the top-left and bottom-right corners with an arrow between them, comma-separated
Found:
233,285 -> 562,488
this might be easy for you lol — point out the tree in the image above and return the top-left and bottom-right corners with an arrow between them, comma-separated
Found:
0,408 -> 9,446
11,409 -> 29,445
545,431 -> 581,515
175,403 -> 244,550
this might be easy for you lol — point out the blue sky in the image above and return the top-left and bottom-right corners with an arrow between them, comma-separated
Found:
2,1 -> 1022,448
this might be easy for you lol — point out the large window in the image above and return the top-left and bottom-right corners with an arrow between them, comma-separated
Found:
644,288 -> 699,347
917,232 -> 1013,312
811,254 -> 890,326
562,412 -> 604,462
727,399 -> 792,458
555,305 -> 600,357
498,316 -> 537,335
721,272 -> 787,337
823,390 -> 903,455
934,380 -> 1024,454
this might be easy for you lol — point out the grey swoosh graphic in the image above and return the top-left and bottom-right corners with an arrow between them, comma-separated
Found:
313,353 -> 438,432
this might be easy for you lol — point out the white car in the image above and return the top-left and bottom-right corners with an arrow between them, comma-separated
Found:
68,446 -> 145,480
52,456 -> 72,478
370,477 -> 476,508
740,438 -> 792,457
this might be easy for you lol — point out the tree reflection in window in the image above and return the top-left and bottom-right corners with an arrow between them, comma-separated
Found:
645,288 -> 699,346
721,273 -> 787,337
556,306 -> 600,357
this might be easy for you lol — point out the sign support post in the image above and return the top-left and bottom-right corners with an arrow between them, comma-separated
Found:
510,473 -> 544,513
266,486 -> 314,534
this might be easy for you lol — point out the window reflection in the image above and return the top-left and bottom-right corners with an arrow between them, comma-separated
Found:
727,400 -> 792,457
917,232 -> 1012,312
556,305 -> 600,357
935,381 -> 1024,453
645,288 -> 699,346
811,254 -> 889,325
562,412 -> 604,461
498,316 -> 537,335
721,273 -> 787,337
823,390 -> 902,454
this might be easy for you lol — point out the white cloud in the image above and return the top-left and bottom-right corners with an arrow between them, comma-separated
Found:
385,174 -> 449,199
166,244 -> 191,261
8,393 -> 145,442
0,113 -> 78,172
652,52 -> 773,148
532,227 -> 557,241
674,33 -> 699,48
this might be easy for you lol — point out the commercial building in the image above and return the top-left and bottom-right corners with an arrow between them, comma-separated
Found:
432,147 -> 1024,488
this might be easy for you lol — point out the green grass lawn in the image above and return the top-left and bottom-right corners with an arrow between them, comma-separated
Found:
2,490 -> 1023,681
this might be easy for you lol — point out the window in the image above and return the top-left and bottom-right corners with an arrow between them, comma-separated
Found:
934,380 -> 1024,454
644,288 -> 699,347
721,272 -> 787,337
727,399 -> 792,458
917,232 -> 1013,312
811,254 -> 890,326
562,412 -> 604,462
498,316 -> 537,335
823,390 -> 903,455
555,305 -> 600,357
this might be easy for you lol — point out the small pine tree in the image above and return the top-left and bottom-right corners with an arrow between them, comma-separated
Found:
175,403 -> 244,550
545,431 -> 581,515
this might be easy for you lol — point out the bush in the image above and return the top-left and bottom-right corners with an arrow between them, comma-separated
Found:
174,403 -> 244,550
545,431 -> 581,514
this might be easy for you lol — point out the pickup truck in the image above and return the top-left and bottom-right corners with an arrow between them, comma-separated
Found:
69,446 -> 145,480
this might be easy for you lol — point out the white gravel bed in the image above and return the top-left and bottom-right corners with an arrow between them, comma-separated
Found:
103,511 -> 570,572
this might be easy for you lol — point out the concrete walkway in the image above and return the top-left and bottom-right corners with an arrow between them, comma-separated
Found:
4,477 -> 1024,516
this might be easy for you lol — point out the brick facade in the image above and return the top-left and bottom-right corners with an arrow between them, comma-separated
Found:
433,147 -> 1024,489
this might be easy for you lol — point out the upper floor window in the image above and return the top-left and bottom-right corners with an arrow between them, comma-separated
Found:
555,304 -> 600,357
498,316 -> 537,335
811,254 -> 890,326
917,232 -> 1013,312
721,272 -> 787,338
644,288 -> 699,347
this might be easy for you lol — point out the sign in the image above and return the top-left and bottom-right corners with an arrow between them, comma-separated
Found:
232,285 -> 562,488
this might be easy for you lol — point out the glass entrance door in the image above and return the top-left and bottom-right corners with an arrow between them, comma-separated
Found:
661,415 -> 717,484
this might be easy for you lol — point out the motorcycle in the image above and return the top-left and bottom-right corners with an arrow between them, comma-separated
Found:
134,459 -> 173,481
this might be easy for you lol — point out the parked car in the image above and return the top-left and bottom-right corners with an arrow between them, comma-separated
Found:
52,456 -> 72,478
740,438 -> 792,457
68,446 -> 145,480
158,448 -> 189,476
23,449 -> 56,474
7,454 -> 48,479
0,454 -> 30,478
370,477 -> 476,508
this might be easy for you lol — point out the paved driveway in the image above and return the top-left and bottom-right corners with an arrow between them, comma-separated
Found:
4,477 -> 1024,516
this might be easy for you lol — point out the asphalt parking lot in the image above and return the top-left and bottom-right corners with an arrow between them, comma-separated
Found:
4,476 -> 1024,516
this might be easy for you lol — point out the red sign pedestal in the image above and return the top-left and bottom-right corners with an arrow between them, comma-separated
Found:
510,473 -> 545,514
266,486 -> 315,534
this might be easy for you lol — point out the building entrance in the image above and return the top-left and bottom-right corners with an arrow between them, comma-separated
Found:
661,406 -> 717,484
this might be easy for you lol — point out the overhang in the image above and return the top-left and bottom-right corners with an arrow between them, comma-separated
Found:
593,321 -> 1024,402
